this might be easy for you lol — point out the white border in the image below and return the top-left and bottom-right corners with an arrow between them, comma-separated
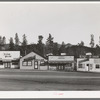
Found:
0,91 -> 100,98
0,1 -> 100,98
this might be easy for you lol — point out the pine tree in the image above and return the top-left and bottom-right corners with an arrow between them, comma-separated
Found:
37,35 -> 45,56
22,34 -> 28,55
59,41 -> 66,55
15,33 -> 19,46
9,37 -> 14,50
90,34 -> 94,48
99,36 -> 100,47
22,34 -> 27,46
2,36 -> 6,45
53,42 -> 58,55
46,33 -> 54,54
0,36 -> 2,45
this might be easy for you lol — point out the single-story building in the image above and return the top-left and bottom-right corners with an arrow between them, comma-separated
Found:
20,52 -> 47,70
0,51 -> 20,69
77,57 -> 100,72
48,56 -> 75,71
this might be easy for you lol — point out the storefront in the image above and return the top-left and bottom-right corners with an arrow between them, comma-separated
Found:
0,51 -> 20,69
48,56 -> 75,71
20,52 -> 47,70
77,57 -> 100,72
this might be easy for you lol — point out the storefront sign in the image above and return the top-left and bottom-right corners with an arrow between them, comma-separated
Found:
49,56 -> 74,61
0,51 -> 20,60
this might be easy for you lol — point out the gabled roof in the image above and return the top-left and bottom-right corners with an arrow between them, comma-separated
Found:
21,51 -> 47,60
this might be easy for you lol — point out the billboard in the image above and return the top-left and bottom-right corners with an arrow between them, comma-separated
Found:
48,56 -> 74,61
0,51 -> 20,60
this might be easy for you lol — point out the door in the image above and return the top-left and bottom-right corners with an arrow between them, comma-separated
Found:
34,61 -> 38,69
4,62 -> 11,68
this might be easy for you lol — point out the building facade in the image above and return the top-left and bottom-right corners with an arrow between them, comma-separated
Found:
48,56 -> 75,71
0,51 -> 20,69
77,57 -> 100,72
20,52 -> 47,70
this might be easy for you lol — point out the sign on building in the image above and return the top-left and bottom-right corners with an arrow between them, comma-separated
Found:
48,56 -> 74,61
0,51 -> 20,60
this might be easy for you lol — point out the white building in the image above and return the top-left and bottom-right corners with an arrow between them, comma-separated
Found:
0,51 -> 20,69
20,52 -> 47,70
77,57 -> 100,72
48,56 -> 75,71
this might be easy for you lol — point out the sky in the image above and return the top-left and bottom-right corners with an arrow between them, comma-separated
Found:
0,2 -> 100,46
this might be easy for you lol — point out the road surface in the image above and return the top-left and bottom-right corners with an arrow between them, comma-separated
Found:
0,69 -> 100,90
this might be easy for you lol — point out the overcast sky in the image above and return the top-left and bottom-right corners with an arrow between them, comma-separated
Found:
0,2 -> 100,46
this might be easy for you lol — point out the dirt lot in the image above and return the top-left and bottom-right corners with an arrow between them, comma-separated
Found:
0,69 -> 100,90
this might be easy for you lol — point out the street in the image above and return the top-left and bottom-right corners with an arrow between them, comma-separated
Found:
0,69 -> 100,90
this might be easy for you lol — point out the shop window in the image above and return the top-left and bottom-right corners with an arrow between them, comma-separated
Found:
40,61 -> 45,66
66,63 -> 72,67
78,64 -> 83,68
90,64 -> 93,67
95,64 -> 100,69
22,61 -> 32,66
0,61 -> 3,65
89,64 -> 93,70
12,62 -> 18,65
28,61 -> 32,66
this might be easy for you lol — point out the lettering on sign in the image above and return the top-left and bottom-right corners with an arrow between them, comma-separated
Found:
49,56 -> 74,61
58,56 -> 65,59
4,53 -> 11,58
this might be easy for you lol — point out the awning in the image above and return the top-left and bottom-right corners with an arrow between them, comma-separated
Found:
79,59 -> 89,64
2,60 -> 12,62
0,59 -> 19,62
48,61 -> 74,64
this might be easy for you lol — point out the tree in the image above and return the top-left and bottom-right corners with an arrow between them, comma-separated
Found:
2,36 -> 6,45
9,37 -> 14,50
15,33 -> 19,46
46,33 -> 54,54
99,36 -> 100,47
22,34 -> 27,46
37,35 -> 45,56
0,36 -> 2,45
22,34 -> 28,55
59,41 -> 66,55
53,42 -> 59,55
79,41 -> 84,46
90,34 -> 95,48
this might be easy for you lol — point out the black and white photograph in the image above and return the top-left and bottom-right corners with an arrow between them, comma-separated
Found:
0,1 -> 100,92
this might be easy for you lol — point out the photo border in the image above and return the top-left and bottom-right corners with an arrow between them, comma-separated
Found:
0,0 -> 100,99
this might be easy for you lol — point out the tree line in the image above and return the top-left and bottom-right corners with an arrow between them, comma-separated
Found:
0,33 -> 100,58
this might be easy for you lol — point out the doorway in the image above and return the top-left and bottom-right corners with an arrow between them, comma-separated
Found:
34,61 -> 38,69
4,62 -> 11,68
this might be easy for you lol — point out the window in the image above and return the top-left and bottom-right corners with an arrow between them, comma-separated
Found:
28,61 -> 32,66
40,61 -> 45,66
23,61 -> 27,66
12,62 -> 18,65
66,63 -> 72,67
0,61 -> 3,65
95,64 -> 100,69
22,61 -> 32,66
89,64 -> 93,70
78,64 -> 84,68
90,64 -> 93,67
